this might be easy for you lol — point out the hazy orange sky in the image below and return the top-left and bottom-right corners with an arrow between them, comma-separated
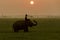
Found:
0,0 -> 60,17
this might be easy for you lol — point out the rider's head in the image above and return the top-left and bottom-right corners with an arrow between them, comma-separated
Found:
25,14 -> 27,16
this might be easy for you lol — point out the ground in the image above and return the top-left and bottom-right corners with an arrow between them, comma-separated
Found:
0,18 -> 60,40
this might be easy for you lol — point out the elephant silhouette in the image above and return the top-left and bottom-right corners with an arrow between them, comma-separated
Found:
13,19 -> 37,32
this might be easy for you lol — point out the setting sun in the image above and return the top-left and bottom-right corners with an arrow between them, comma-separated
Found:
30,1 -> 34,5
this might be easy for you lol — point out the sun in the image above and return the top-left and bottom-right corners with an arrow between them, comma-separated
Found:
30,1 -> 34,5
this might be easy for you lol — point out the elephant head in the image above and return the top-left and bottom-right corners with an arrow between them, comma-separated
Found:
26,19 -> 37,27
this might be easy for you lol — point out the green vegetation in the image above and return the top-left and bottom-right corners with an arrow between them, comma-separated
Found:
0,18 -> 60,40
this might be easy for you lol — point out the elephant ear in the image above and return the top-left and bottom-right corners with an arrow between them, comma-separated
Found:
30,22 -> 34,27
29,23 -> 33,27
27,19 -> 33,27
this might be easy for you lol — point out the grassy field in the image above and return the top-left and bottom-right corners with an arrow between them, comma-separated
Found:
0,18 -> 60,40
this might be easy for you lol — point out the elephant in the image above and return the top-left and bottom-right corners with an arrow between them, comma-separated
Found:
13,19 -> 37,32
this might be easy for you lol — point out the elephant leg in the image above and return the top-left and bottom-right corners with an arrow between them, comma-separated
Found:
24,26 -> 28,32
14,29 -> 18,32
13,28 -> 19,32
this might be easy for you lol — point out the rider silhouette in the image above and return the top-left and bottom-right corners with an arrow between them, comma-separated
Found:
25,14 -> 28,21
24,14 -> 34,32
24,14 -> 28,32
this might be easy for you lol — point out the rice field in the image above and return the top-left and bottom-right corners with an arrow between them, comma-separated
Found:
0,18 -> 60,40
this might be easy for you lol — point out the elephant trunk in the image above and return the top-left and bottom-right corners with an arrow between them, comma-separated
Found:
33,20 -> 37,26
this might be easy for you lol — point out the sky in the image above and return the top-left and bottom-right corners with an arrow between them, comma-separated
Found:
0,0 -> 60,18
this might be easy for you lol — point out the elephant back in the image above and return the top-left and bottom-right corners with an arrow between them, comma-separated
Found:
13,20 -> 25,27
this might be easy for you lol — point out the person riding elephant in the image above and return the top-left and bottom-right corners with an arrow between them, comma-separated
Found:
24,14 -> 33,32
13,14 -> 37,32
24,14 -> 28,32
